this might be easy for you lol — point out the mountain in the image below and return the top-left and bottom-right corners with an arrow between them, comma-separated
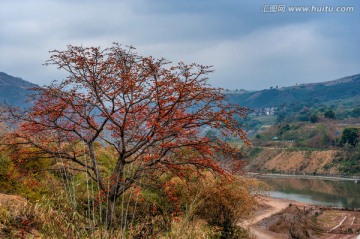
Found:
0,72 -> 37,108
226,74 -> 360,108
1,71 -> 359,110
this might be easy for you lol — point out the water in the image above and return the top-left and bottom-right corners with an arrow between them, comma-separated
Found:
260,176 -> 360,208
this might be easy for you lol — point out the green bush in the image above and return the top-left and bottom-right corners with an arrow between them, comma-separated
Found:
310,114 -> 319,123
337,145 -> 360,175
324,110 -> 336,119
340,128 -> 359,147
0,154 -> 18,193
248,147 -> 263,158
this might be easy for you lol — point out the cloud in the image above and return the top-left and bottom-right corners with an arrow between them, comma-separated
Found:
150,22 -> 358,90
0,0 -> 359,89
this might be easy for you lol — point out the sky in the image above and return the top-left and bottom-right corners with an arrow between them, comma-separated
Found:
0,0 -> 359,90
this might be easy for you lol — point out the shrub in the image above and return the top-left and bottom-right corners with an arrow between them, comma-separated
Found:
195,177 -> 258,238
324,110 -> 336,119
340,128 -> 359,147
309,114 -> 319,123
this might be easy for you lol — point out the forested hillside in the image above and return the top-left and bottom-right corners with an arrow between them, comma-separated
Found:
0,72 -> 37,108
227,74 -> 360,108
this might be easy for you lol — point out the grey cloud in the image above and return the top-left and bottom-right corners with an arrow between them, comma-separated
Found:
0,0 -> 359,89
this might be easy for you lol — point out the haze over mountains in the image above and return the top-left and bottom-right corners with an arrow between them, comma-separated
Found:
1,71 -> 359,109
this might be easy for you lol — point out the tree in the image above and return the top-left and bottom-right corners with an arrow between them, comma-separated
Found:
276,112 -> 286,123
324,110 -> 335,119
309,114 -> 319,123
351,108 -> 360,118
340,128 -> 359,147
1,44 -> 249,227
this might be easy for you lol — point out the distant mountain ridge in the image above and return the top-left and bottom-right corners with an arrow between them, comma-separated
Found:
1,72 -> 359,110
226,74 -> 360,108
0,72 -> 37,108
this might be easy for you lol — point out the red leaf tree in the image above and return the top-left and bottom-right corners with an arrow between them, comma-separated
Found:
2,43 -> 249,226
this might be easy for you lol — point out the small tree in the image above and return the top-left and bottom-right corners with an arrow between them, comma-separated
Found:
324,110 -> 336,119
1,44 -> 248,227
351,108 -> 360,118
309,114 -> 319,123
340,128 -> 359,147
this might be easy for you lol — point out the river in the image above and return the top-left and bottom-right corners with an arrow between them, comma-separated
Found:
259,175 -> 360,208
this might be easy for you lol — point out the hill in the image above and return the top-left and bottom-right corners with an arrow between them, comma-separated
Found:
226,74 -> 360,108
0,72 -> 37,108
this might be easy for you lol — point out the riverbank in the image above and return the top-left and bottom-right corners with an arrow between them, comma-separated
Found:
250,173 -> 360,209
247,172 -> 360,181
244,195 -> 360,239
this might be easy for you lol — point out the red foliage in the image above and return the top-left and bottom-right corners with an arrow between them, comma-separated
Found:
1,43 -> 249,225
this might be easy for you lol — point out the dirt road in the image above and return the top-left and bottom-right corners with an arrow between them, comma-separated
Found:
243,195 -> 360,239
241,196 -> 299,239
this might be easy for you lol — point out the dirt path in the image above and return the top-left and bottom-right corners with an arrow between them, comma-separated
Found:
243,195 -> 360,239
242,196 -> 304,239
250,225 -> 284,239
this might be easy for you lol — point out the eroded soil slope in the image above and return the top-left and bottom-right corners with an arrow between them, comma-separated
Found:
246,148 -> 340,175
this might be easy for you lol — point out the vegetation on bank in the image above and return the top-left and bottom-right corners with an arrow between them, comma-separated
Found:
0,145 -> 266,238
245,107 -> 360,175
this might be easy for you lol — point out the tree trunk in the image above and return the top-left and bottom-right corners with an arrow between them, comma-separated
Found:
106,196 -> 117,228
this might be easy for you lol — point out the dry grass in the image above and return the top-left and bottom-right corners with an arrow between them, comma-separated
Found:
0,196 -> 221,239
160,218 -> 221,239
0,169 -> 262,238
